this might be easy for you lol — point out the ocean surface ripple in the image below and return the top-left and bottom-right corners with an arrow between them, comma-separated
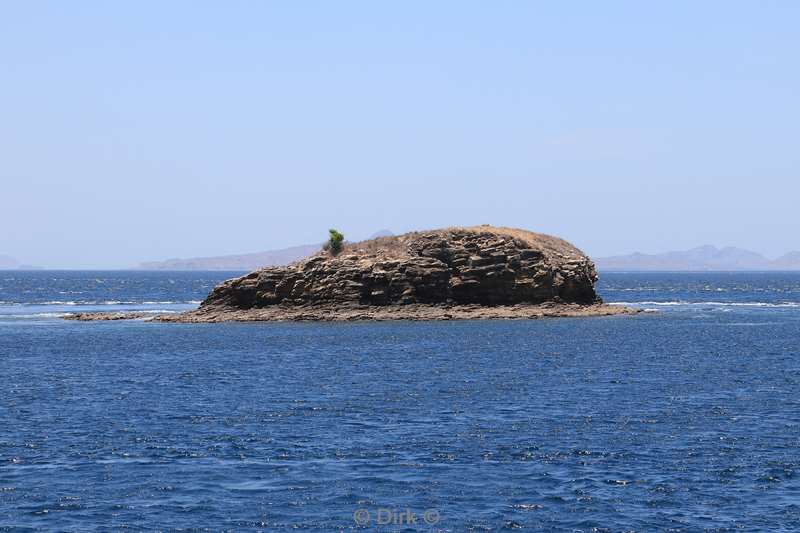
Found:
1,271 -> 800,531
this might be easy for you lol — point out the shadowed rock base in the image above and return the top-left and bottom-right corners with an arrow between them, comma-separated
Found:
67,303 -> 639,322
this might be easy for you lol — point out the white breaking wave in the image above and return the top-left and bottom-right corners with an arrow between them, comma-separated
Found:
3,312 -> 74,319
609,301 -> 800,308
141,300 -> 202,305
6,300 -> 201,306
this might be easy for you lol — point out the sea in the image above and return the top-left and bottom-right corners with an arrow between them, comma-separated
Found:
1,270 -> 800,532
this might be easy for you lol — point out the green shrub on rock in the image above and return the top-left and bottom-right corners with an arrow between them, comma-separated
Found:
326,228 -> 344,255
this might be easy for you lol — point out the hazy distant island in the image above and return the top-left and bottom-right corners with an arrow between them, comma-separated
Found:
73,226 -> 637,322
595,245 -> 800,272
138,230 -> 394,271
0,255 -> 42,270
137,244 -> 321,272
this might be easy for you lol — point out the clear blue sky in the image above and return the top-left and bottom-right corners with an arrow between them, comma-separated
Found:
2,1 -> 798,268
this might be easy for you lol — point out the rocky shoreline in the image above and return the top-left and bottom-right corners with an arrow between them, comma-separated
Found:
65,311 -> 156,321
66,302 -> 639,322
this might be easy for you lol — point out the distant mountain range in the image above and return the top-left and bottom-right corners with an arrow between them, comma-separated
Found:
138,230 -> 394,271
595,245 -> 800,271
138,244 -> 322,271
7,238 -> 800,272
139,239 -> 800,272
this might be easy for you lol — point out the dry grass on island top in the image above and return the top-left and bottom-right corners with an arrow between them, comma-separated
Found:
336,225 -> 587,262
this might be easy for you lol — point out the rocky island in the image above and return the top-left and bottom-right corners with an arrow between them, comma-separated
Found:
70,225 -> 637,322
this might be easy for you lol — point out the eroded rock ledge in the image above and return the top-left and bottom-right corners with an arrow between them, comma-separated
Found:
163,302 -> 635,322
66,302 -> 637,322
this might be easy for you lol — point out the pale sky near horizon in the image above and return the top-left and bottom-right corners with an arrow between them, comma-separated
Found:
2,2 -> 799,268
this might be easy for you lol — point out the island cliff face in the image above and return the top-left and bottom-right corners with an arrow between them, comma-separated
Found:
156,226 -> 635,322
205,226 -> 597,308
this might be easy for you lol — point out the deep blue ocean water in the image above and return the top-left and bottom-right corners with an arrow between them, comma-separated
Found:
2,271 -> 800,532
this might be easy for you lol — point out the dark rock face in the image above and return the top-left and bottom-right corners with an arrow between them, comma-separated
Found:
199,227 -> 601,312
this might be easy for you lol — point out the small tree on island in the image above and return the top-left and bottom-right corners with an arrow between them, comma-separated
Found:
326,228 -> 344,255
